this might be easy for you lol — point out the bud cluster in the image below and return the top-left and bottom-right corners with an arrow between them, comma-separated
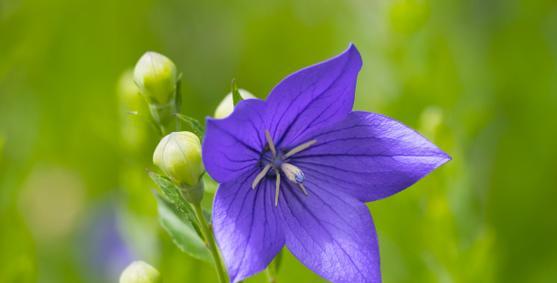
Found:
120,51 -> 259,282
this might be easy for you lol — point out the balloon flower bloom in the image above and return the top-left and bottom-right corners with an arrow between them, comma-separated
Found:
202,44 -> 450,283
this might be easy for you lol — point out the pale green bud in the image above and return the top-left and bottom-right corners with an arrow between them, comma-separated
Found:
419,106 -> 443,137
214,89 -> 256,119
133,51 -> 177,105
118,70 -> 144,112
153,131 -> 204,187
119,261 -> 161,283
117,70 -> 149,153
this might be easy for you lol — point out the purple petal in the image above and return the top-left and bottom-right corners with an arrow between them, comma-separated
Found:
203,99 -> 266,183
213,170 -> 285,283
293,111 -> 450,202
265,44 -> 362,148
278,182 -> 381,283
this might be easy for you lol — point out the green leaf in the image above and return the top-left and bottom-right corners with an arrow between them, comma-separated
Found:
175,113 -> 205,138
148,171 -> 199,231
273,248 -> 283,272
149,172 -> 212,262
203,207 -> 212,224
231,79 -> 243,106
155,194 -> 212,262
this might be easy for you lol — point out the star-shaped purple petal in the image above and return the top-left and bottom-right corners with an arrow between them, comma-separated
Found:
203,44 -> 450,283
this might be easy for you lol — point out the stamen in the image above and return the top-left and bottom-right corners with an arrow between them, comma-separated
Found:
274,169 -> 281,206
284,139 -> 317,158
265,130 -> 277,157
251,163 -> 271,189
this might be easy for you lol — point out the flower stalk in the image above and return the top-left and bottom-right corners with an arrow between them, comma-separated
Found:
153,130 -> 227,281
148,101 -> 177,135
265,250 -> 282,283
134,51 -> 228,282
192,202 -> 227,283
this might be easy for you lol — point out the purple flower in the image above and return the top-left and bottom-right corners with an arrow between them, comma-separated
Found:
202,44 -> 450,283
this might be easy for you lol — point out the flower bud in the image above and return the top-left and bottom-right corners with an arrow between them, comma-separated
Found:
153,131 -> 204,187
133,51 -> 177,105
119,261 -> 161,283
214,89 -> 255,119
118,70 -> 144,113
419,106 -> 443,137
117,70 -> 149,153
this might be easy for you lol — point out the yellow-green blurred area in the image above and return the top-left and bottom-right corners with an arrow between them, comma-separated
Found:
1,0 -> 557,282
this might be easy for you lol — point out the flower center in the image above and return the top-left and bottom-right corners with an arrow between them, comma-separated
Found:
251,130 -> 316,206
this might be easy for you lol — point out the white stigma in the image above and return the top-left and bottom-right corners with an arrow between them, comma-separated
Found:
281,163 -> 303,183
252,130 -> 315,206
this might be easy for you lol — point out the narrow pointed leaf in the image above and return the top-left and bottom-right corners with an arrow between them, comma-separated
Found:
175,113 -> 205,138
231,79 -> 243,106
148,171 -> 199,231
155,194 -> 212,262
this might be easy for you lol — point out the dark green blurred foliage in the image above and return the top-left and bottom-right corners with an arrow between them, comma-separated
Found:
1,0 -> 557,282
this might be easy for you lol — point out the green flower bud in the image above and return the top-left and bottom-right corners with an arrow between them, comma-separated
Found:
117,70 -> 149,153
119,261 -> 161,283
118,70 -> 144,112
419,106 -> 443,137
214,89 -> 256,119
153,132 -> 204,202
133,51 -> 177,105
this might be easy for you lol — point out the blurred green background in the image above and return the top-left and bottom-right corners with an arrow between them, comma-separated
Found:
1,0 -> 557,282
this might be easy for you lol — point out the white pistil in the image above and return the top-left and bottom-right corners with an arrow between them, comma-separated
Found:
252,130 -> 316,206
284,139 -> 317,158
281,163 -> 309,195
252,163 -> 271,189
281,163 -> 304,183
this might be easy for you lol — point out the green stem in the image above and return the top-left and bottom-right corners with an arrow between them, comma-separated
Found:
265,268 -> 276,283
193,203 -> 227,283
265,249 -> 282,283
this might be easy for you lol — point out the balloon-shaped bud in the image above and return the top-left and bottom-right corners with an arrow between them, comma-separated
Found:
134,51 -> 177,105
119,261 -> 161,283
117,70 -> 149,152
214,89 -> 255,119
153,131 -> 204,187
118,70 -> 144,112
